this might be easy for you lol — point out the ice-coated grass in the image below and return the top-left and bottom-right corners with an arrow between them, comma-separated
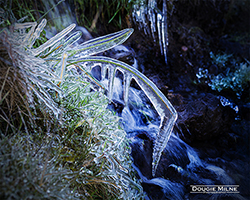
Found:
0,20 -> 143,200
0,13 -> 177,199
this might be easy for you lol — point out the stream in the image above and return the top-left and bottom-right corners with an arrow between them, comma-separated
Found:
43,1 -> 249,199
102,51 -> 248,200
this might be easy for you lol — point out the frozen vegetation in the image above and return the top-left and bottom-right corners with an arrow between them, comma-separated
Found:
0,12 -> 177,198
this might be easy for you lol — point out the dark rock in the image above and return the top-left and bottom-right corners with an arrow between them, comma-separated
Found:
239,103 -> 250,121
129,133 -> 153,179
165,164 -> 198,185
209,64 -> 218,75
176,93 -> 236,142
104,45 -> 135,66
218,39 -> 243,56
106,99 -> 124,116
142,178 -> 185,200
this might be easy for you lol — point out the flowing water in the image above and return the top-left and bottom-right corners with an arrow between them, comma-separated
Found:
42,1 -> 249,199
101,66 -> 244,199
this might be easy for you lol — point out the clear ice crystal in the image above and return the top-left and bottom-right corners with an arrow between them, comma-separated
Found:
157,13 -> 163,55
162,0 -> 168,64
70,29 -> 134,59
123,72 -> 133,106
28,19 -> 47,48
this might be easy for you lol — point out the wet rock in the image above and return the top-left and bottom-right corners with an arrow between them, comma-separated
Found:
218,38 -> 243,56
195,143 -> 222,159
209,64 -> 219,75
129,132 -> 153,179
155,133 -> 191,178
165,164 -> 198,185
104,45 -> 136,66
106,99 -> 124,116
142,178 -> 185,200
239,103 -> 250,121
176,93 -> 236,142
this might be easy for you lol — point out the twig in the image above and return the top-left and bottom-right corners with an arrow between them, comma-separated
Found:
90,5 -> 103,31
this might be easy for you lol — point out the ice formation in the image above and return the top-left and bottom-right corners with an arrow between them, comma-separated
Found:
132,0 -> 169,64
5,19 -> 177,176
74,56 -> 177,176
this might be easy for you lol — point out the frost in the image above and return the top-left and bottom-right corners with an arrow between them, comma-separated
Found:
218,96 -> 239,113
197,54 -> 250,98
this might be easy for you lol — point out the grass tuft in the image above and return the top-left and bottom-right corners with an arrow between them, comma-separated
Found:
0,7 -> 144,200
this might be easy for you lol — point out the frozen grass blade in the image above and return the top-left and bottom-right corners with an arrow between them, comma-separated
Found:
30,23 -> 76,56
68,28 -> 134,58
1,16 -> 176,200
13,22 -> 37,45
28,19 -> 47,48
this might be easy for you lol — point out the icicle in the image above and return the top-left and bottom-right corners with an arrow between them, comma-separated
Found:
85,57 -> 177,176
162,0 -> 168,64
148,0 -> 157,42
101,65 -> 108,81
152,115 -> 175,176
107,65 -> 117,102
141,3 -> 149,35
157,13 -> 163,55
123,72 -> 132,106
132,0 -> 169,64
132,0 -> 148,35
69,55 -> 177,176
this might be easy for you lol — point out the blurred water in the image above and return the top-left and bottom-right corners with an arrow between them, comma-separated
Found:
43,2 -> 246,198
97,60 -> 245,199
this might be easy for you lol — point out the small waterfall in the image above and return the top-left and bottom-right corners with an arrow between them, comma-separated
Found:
75,56 -> 177,176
